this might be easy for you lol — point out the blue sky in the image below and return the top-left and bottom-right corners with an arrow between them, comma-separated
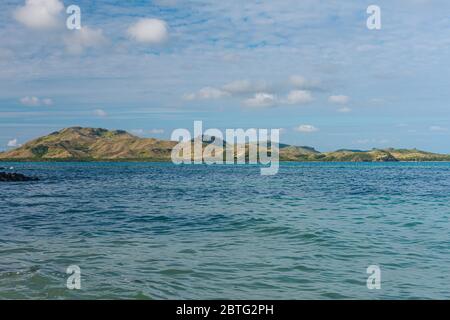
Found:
1,0 -> 450,152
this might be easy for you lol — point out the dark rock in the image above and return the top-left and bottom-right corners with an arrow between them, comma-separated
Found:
0,172 -> 39,182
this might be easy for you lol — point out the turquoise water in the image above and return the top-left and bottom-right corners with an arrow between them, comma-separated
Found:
0,162 -> 449,299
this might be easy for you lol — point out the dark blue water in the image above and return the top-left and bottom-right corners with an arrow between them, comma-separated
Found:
0,162 -> 449,299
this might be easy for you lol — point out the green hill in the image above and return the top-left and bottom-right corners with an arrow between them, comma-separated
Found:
1,127 -> 449,162
0,127 -> 176,161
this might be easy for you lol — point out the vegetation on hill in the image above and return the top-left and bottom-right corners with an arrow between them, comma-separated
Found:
1,127 -> 450,162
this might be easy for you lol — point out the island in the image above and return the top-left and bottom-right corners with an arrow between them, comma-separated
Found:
1,127 -> 449,162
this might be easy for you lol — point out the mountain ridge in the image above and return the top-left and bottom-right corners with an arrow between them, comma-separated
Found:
1,127 -> 450,162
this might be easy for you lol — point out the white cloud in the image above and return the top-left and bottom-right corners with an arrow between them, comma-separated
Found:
429,125 -> 448,132
7,138 -> 19,147
284,90 -> 313,104
14,0 -> 64,29
20,96 -> 53,106
337,107 -> 351,113
64,27 -> 107,54
222,79 -> 266,94
243,92 -> 277,108
127,19 -> 168,44
185,80 -> 269,101
149,128 -> 164,134
93,109 -> 107,117
294,124 -> 319,133
184,87 -> 229,100
197,87 -> 229,99
328,95 -> 350,104
183,79 -> 316,107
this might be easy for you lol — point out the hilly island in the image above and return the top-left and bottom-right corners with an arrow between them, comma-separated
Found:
1,127 -> 449,162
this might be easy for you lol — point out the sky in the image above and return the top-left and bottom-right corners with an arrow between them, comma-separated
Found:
1,0 -> 450,152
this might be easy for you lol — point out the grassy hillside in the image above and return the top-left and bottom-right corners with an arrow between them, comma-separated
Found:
0,127 -> 176,161
1,127 -> 450,162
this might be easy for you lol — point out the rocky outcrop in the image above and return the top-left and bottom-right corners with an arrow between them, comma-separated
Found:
0,172 -> 38,182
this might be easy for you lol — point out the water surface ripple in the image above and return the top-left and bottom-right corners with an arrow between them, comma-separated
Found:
0,162 -> 449,299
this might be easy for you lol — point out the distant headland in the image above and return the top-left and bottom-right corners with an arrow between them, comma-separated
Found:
1,127 -> 449,162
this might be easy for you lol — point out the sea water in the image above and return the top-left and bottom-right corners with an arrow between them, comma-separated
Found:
0,162 -> 449,299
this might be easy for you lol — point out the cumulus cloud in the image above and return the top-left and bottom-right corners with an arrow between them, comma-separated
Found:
7,138 -> 19,147
284,90 -> 313,104
182,78 -> 321,109
14,0 -> 64,29
185,80 -> 269,101
149,128 -> 164,134
328,95 -> 350,104
184,77 -> 319,108
20,96 -> 53,106
127,19 -> 168,44
93,109 -> 107,117
337,107 -> 352,113
243,93 -> 277,108
64,26 -> 107,54
185,84 -> 315,108
294,124 -> 319,133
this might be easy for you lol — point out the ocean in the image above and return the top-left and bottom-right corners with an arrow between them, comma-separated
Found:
0,162 -> 449,299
